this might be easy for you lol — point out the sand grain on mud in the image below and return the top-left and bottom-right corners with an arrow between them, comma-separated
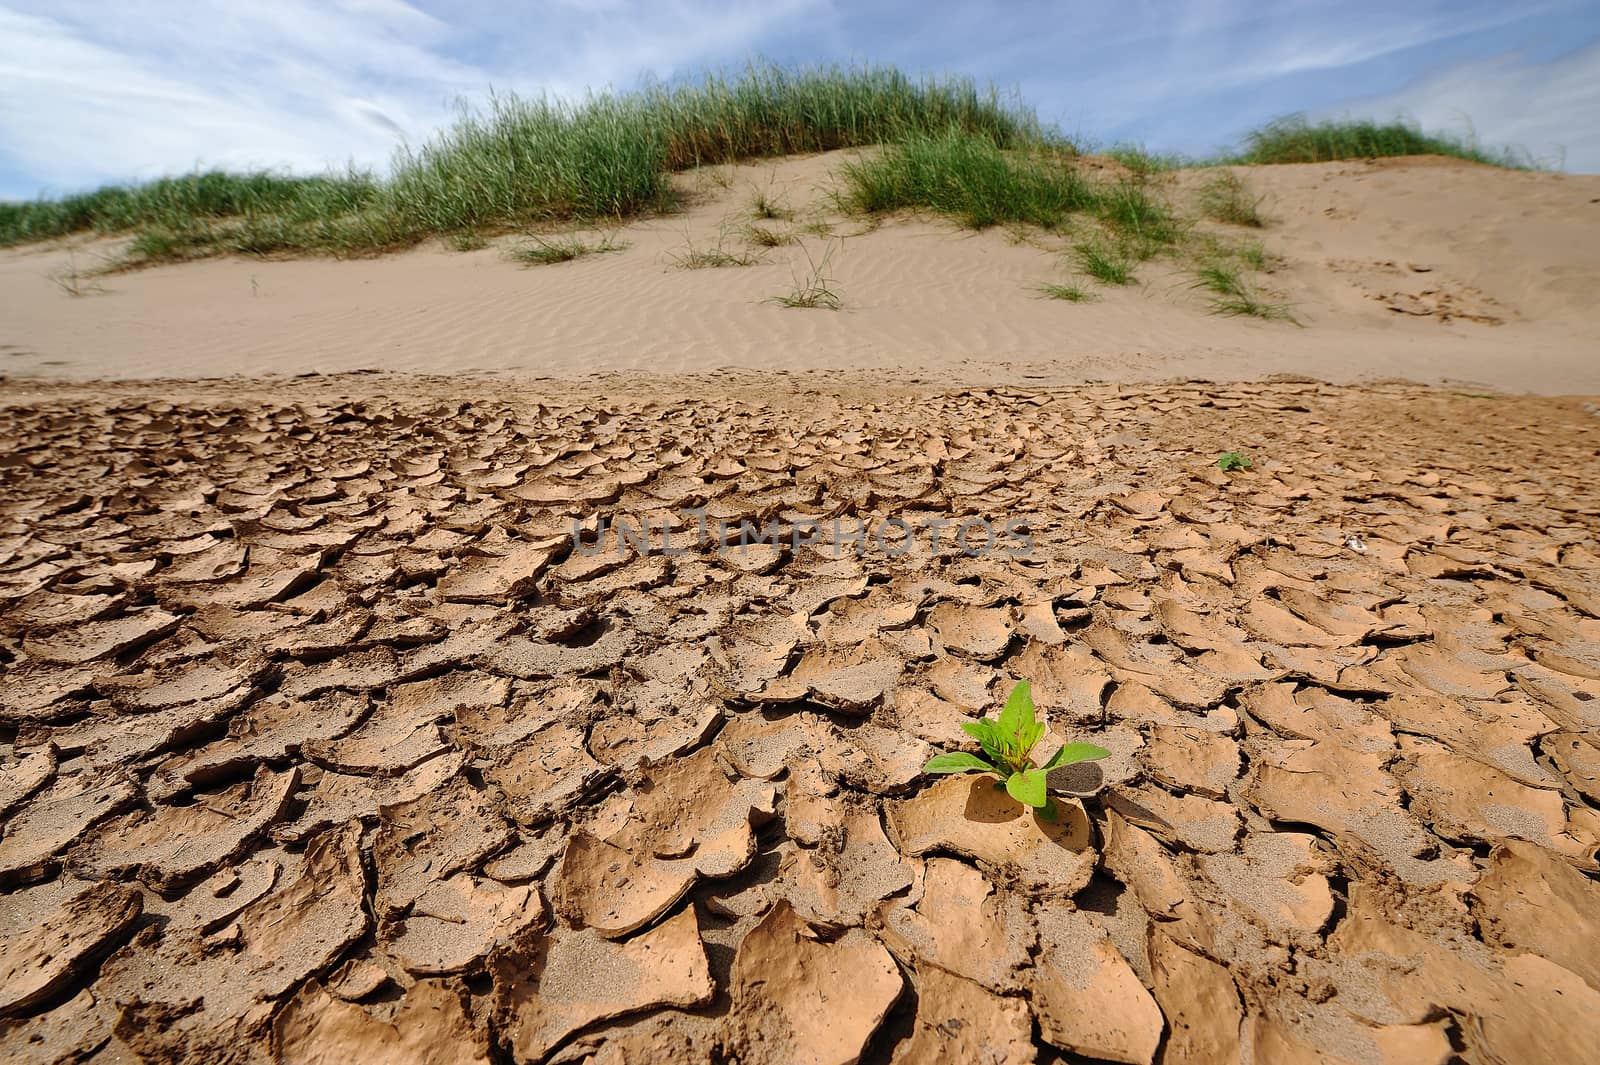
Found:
1,374 -> 1598,1064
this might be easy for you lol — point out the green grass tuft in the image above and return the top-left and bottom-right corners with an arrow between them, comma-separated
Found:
770,241 -> 842,309
1037,282 -> 1095,302
1226,115 -> 1534,168
509,233 -> 625,266
1191,261 -> 1292,320
744,223 -> 797,248
1198,171 -> 1264,227
1073,240 -> 1135,285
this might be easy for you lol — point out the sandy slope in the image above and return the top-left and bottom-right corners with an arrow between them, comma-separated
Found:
2,374 -> 1600,1064
1,153 -> 1597,390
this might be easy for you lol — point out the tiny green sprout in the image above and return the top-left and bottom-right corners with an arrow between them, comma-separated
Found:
1217,451 -> 1252,472
922,680 -> 1110,818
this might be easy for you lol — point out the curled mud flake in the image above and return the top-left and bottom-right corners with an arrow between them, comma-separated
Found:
1197,832 -> 1335,938
97,654 -> 272,713
326,958 -> 391,1002
0,879 -> 142,1018
1394,735 -> 1583,857
1470,839 -> 1600,992
706,612 -> 810,698
0,662 -> 106,726
149,690 -> 368,799
74,765 -> 299,892
1245,740 -> 1440,878
925,603 -> 1015,661
1,589 -> 122,634
373,778 -> 515,918
145,854 -> 287,936
894,687 -> 972,747
551,747 -> 776,936
1150,597 -> 1250,653
1148,928 -> 1243,1065
157,538 -> 249,584
1106,784 -> 1242,854
1242,682 -> 1395,751
281,749 -> 465,844
878,857 -> 1032,992
278,646 -> 404,701
0,986 -> 123,1064
1381,691 -> 1557,788
0,772 -> 140,887
1100,810 -> 1218,954
1246,1010 -> 1453,1065
1030,907 -> 1164,1065
1545,730 -> 1600,803
484,723 -> 612,828
485,625 -> 636,680
727,900 -> 902,1065
924,656 -> 995,710
815,593 -> 918,647
888,775 -> 1095,897
717,711 -> 815,780
889,965 -> 1033,1065
1242,598 -> 1355,648
784,637 -> 907,714
783,807 -> 912,931
274,978 -> 490,1065
1139,725 -> 1241,799
1384,645 -> 1513,701
483,826 -> 569,884
302,674 -> 493,777
385,874 -> 546,976
0,742 -> 57,819
436,539 -> 561,603
20,608 -> 184,665
1331,881 -> 1600,1064
495,904 -> 712,1065
169,545 -> 324,610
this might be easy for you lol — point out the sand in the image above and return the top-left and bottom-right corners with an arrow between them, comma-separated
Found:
1,153 -> 1598,391
2,153 -> 1599,1065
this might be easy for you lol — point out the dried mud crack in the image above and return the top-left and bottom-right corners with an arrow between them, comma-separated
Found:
1,375 -> 1598,1064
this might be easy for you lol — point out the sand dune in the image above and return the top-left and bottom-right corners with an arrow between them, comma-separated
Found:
2,152 -> 1597,390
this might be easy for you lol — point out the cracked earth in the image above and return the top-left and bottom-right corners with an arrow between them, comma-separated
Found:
1,374 -> 1598,1064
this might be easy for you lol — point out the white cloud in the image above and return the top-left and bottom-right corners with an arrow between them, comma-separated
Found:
1328,42 -> 1600,171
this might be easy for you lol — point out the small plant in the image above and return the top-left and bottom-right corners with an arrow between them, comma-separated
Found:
1037,282 -> 1094,302
48,252 -> 107,297
769,240 -> 842,309
671,221 -> 762,269
749,182 -> 795,221
511,232 -> 624,266
923,681 -> 1109,818
1073,240 -> 1133,285
1191,262 -> 1292,320
447,230 -> 488,251
744,223 -> 796,248
1198,171 -> 1264,227
1217,451 -> 1252,471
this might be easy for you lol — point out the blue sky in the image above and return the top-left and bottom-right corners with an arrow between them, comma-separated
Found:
2,0 -> 1597,199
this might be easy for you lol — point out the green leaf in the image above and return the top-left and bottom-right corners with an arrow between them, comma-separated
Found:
924,751 -> 998,775
997,680 -> 1033,740
959,719 -> 993,744
1023,720 -> 1046,757
1042,742 -> 1112,770
1005,767 -> 1049,808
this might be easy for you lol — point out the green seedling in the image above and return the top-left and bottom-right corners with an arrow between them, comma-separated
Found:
1217,451 -> 1252,471
922,680 -> 1109,818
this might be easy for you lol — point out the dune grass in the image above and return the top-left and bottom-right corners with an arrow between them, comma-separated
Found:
1191,260 -> 1292,320
1197,170 -> 1264,227
1,62 -> 1046,267
1225,115 -> 1533,168
1037,281 -> 1094,302
508,232 -> 625,266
